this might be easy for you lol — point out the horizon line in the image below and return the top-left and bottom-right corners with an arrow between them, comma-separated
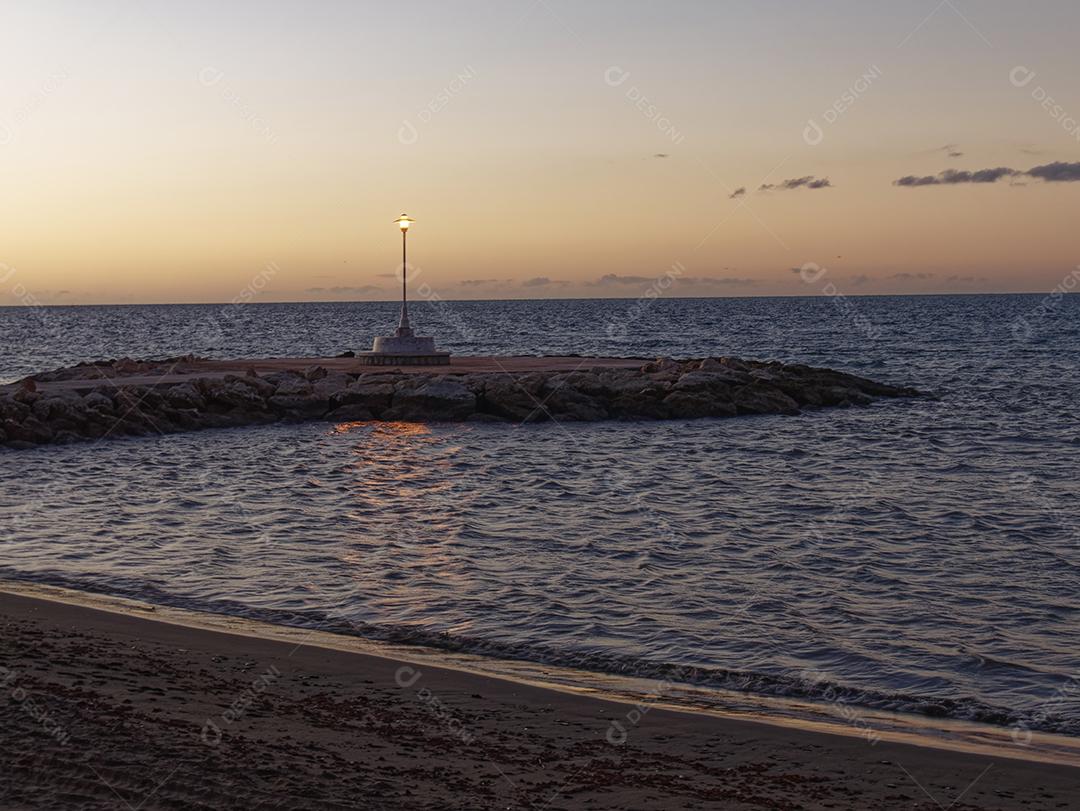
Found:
0,289 -> 1072,310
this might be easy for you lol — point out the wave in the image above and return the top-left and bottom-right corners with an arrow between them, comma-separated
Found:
4,566 -> 1077,739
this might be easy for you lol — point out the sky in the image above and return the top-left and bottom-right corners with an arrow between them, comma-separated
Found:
1,0 -> 1079,305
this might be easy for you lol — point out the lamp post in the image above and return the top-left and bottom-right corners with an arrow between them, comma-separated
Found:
359,211 -> 448,365
395,213 -> 415,336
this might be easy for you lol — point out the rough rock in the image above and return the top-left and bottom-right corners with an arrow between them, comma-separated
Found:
1,356 -> 922,449
311,373 -> 354,401
325,404 -> 375,422
479,376 -> 545,422
732,383 -> 801,416
388,378 -> 476,421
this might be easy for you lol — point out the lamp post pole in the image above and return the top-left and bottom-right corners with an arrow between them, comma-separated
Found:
395,213 -> 415,336
401,226 -> 408,328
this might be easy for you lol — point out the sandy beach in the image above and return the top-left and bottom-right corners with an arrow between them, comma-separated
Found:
1,587 -> 1075,810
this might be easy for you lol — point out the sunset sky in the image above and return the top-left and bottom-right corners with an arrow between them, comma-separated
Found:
2,0 -> 1079,305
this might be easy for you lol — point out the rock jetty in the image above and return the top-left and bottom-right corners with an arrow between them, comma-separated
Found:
0,355 -> 921,449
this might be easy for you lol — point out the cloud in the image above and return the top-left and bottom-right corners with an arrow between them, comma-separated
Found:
946,274 -> 987,283
759,176 -> 832,191
729,186 -> 746,199
938,143 -> 963,158
850,274 -> 873,286
305,285 -> 383,295
521,276 -> 569,288
894,167 -> 1019,186
893,161 -> 1080,186
1026,161 -> 1080,182
458,278 -> 500,286
677,276 -> 757,286
653,153 -> 669,158
375,273 -> 397,278
593,273 -> 654,286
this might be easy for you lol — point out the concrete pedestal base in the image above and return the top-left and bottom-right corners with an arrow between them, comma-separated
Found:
359,333 -> 451,366
356,352 -> 451,366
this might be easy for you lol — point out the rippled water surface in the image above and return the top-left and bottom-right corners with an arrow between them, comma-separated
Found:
1,295 -> 1078,736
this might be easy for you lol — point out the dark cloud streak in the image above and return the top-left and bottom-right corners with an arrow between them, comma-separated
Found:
759,175 -> 832,191
894,161 -> 1080,186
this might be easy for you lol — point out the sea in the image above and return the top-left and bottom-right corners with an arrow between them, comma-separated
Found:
1,294 -> 1078,756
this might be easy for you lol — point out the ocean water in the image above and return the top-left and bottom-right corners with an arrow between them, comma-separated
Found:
1,294 -> 1078,743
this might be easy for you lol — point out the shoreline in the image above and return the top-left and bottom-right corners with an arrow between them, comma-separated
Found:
3,580 -> 1078,786
3,583 -> 1076,809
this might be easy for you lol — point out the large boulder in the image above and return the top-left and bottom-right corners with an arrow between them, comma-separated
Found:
543,385 -> 608,421
673,369 -> 746,392
164,383 -> 205,410
662,392 -> 736,419
641,357 -> 681,374
732,383 -> 800,416
337,378 -> 398,413
267,394 -> 325,418
82,390 -> 116,416
312,373 -> 354,401
479,375 -> 545,421
223,373 -> 275,398
388,377 -> 476,420
546,371 -> 605,397
206,378 -> 267,411
264,372 -> 311,397
30,390 -> 84,423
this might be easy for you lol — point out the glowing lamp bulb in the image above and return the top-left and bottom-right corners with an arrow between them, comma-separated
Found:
395,214 -> 415,231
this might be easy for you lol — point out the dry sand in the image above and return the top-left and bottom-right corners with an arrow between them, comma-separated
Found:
0,588 -> 1076,810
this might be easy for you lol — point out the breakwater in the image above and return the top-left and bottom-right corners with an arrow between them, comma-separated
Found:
0,355 -> 921,449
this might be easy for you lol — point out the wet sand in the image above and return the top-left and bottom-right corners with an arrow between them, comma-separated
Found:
1,588 -> 1075,810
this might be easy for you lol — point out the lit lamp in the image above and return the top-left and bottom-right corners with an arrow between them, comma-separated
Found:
357,212 -> 450,366
394,214 -> 415,337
